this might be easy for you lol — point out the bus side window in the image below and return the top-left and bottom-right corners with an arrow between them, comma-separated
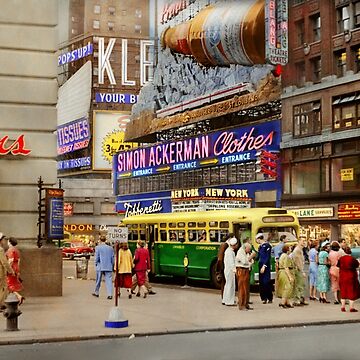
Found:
210,230 -> 222,242
130,230 -> 138,240
220,229 -> 229,242
169,231 -> 177,242
160,230 -> 167,241
140,230 -> 146,240
198,230 -> 207,242
188,230 -> 197,242
178,230 -> 185,243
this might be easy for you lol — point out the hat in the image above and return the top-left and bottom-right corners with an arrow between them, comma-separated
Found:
321,240 -> 330,248
228,237 -> 237,246
255,233 -> 264,240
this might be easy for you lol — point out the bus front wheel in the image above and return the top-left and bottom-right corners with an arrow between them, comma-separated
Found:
210,262 -> 222,289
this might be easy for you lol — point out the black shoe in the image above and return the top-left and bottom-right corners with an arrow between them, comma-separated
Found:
262,300 -> 267,304
268,300 -> 273,304
92,293 -> 99,298
107,296 -> 113,300
136,293 -> 140,297
128,294 -> 132,299
248,301 -> 253,304
149,290 -> 156,295
143,293 -> 148,298
131,290 -> 136,295
245,305 -> 254,310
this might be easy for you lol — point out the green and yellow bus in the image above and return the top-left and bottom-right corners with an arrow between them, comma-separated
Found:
121,208 -> 299,287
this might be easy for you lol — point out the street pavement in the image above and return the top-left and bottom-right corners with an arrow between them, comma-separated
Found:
1,260 -> 360,345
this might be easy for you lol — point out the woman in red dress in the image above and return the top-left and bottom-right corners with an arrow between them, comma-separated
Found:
133,240 -> 150,298
338,246 -> 360,312
6,237 -> 25,305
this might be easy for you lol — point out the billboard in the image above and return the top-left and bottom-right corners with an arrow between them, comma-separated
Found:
131,0 -> 287,121
114,119 -> 280,178
92,111 -> 138,170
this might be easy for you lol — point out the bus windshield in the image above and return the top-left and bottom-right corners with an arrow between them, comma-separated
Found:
257,227 -> 298,244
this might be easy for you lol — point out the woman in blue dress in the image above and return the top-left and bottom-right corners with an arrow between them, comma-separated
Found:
316,240 -> 331,303
308,241 -> 319,300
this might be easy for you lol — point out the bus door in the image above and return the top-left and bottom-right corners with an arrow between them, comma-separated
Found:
232,222 -> 252,245
146,224 -> 157,273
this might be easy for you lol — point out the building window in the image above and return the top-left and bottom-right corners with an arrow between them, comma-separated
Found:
135,9 -> 142,18
354,47 -> 360,72
338,6 -> 350,33
94,4 -> 101,15
121,25 -> 126,32
311,14 -> 321,42
291,161 -> 321,195
135,24 -> 142,33
296,61 -> 305,87
333,93 -> 360,130
336,51 -> 347,77
331,156 -> 360,192
295,19 -> 305,46
109,6 -> 115,15
293,102 -> 321,137
108,22 -> 114,31
122,10 -> 127,16
311,57 -> 321,82
355,1 -> 360,28
71,28 -> 78,35
93,20 -> 100,30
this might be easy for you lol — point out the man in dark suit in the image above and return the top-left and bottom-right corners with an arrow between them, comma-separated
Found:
92,235 -> 114,299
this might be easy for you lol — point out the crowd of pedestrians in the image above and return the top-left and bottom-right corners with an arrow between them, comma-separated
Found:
216,233 -> 360,312
92,236 -> 156,300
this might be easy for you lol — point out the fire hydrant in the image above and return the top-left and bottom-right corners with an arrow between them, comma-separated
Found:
3,293 -> 21,331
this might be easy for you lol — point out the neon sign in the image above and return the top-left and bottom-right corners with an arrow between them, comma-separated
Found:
161,0 -> 188,24
114,120 -> 280,178
0,134 -> 31,156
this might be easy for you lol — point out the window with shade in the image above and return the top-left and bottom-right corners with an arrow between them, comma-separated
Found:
337,5 -> 350,33
333,93 -> 360,130
335,51 -> 347,77
311,14 -> 321,42
355,1 -> 360,28
311,57 -> 321,82
295,19 -> 305,46
293,101 -> 321,137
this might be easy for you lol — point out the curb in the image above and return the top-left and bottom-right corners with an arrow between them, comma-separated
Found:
1,318 -> 360,346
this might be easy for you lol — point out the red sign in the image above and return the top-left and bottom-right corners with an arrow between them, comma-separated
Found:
64,202 -> 74,217
0,134 -> 31,156
161,0 -> 187,24
338,203 -> 360,219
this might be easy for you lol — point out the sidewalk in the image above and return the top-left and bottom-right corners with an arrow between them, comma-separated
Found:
1,260 -> 360,345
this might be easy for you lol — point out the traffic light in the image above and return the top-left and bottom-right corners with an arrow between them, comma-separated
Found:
272,64 -> 282,77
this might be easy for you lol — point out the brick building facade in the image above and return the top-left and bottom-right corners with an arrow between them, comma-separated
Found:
281,0 -> 360,243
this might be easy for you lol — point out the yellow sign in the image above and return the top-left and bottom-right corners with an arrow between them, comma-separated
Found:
341,168 -> 354,181
102,131 -> 137,164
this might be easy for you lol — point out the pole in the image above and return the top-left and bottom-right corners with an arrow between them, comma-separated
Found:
182,253 -> 190,288
115,242 -> 119,307
37,176 -> 44,248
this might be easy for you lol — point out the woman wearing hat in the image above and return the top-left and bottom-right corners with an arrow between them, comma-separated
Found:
316,240 -> 331,303
222,237 -> 238,306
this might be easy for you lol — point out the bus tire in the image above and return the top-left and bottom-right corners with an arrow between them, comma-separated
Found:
210,262 -> 222,289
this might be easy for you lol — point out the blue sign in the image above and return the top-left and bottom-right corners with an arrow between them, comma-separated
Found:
57,117 -> 90,155
58,42 -> 93,66
114,120 -> 280,179
57,157 -> 91,171
46,189 -> 64,240
95,93 -> 138,104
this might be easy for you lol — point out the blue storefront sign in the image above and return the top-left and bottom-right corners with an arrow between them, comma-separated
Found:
58,42 -> 93,66
57,117 -> 91,155
57,156 -> 91,171
45,188 -> 64,240
113,120 -> 280,179
95,93 -> 138,104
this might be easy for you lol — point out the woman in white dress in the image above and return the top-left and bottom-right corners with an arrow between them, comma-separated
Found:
222,237 -> 238,306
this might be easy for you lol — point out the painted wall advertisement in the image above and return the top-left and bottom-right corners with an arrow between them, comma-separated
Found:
93,111 -> 138,170
45,188 -> 64,240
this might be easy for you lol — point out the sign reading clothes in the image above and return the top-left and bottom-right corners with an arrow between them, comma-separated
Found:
114,120 -> 280,179
57,117 -> 90,155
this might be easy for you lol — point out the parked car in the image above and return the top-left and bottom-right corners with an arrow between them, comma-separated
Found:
62,242 -> 94,260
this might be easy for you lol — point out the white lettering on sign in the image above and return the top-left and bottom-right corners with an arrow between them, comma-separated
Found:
107,226 -> 128,243
98,38 -> 154,87
124,200 -> 163,217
